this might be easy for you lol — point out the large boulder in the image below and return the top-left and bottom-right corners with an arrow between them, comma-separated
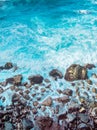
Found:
49,69 -> 63,79
28,74 -> 43,84
65,64 -> 88,81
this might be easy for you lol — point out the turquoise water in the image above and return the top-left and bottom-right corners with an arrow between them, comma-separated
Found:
0,0 -> 97,81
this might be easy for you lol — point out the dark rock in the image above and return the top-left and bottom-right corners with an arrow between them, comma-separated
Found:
4,62 -> 13,70
62,89 -> 73,96
28,74 -> 43,84
36,116 -> 53,129
49,69 -> 63,79
12,93 -> 20,103
65,64 -> 88,81
0,66 -> 4,70
23,118 -> 34,129
6,75 -> 22,85
85,64 -> 96,70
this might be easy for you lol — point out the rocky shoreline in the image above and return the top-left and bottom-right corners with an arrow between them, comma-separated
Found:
0,62 -> 97,130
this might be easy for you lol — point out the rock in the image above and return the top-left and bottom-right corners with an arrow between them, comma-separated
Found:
32,108 -> 37,114
66,113 -> 76,123
12,93 -> 20,103
85,63 -> 96,70
78,113 -> 89,123
41,88 -> 46,93
54,96 -> 70,104
90,107 -> 97,117
44,79 -> 50,83
0,87 -> 4,94
6,75 -> 22,85
62,89 -> 73,96
92,73 -> 97,78
36,116 -> 53,130
23,118 -> 34,129
28,75 -> 43,84
86,79 -> 92,85
41,106 -> 46,112
41,97 -> 52,106
49,69 -> 63,79
57,89 -> 62,94
4,62 -> 13,70
77,123 -> 91,130
33,101 -> 39,106
65,64 -> 88,81
92,88 -> 97,93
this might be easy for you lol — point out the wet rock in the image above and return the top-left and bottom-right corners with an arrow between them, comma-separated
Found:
65,64 -> 88,81
85,63 -> 96,70
6,75 -> 22,85
62,89 -> 73,96
0,87 -> 4,94
10,85 -> 15,91
66,113 -> 76,123
77,123 -> 91,130
36,116 -> 53,130
92,73 -> 97,78
4,62 -> 13,70
42,97 -> 52,106
56,89 -> 62,94
92,87 -> 97,93
86,79 -> 92,85
54,95 -> 70,104
90,107 -> 97,117
32,108 -> 37,114
23,118 -> 34,129
33,101 -> 39,106
12,93 -> 20,103
79,107 -> 86,113
44,79 -> 50,83
41,106 -> 46,112
78,113 -> 89,123
49,69 -> 63,79
23,94 -> 30,100
41,88 -> 46,93
54,105 -> 59,114
28,75 -> 43,84
24,89 -> 30,94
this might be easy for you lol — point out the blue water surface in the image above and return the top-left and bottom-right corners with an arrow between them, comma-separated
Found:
0,0 -> 97,81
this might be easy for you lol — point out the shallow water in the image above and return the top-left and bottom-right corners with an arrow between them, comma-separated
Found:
0,0 -> 97,81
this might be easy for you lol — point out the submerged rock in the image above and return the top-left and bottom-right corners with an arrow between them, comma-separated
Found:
28,74 -> 43,84
65,64 -> 88,81
49,69 -> 63,79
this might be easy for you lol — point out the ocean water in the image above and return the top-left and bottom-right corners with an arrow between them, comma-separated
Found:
0,0 -> 97,81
